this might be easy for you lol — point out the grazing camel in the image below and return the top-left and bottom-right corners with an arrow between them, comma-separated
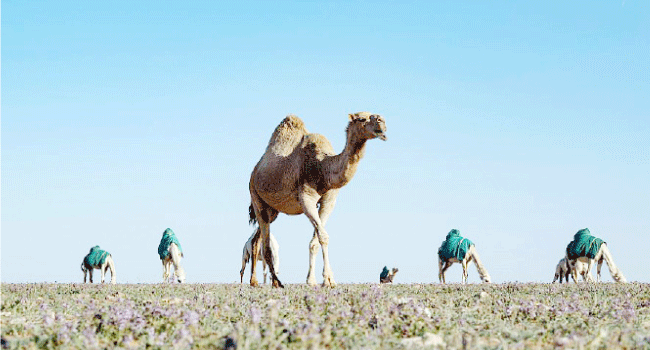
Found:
240,227 -> 280,284
248,112 -> 387,287
552,257 -> 573,283
438,229 -> 491,284
158,228 -> 185,283
81,246 -> 116,284
566,228 -> 627,283
379,266 -> 399,284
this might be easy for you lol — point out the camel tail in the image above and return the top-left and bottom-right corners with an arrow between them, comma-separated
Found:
249,204 -> 257,225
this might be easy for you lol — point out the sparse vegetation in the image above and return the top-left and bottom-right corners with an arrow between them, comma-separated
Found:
2,283 -> 649,349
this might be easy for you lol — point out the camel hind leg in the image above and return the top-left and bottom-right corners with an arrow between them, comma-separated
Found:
598,244 -> 627,283
250,191 -> 281,288
163,258 -> 171,282
439,260 -> 452,284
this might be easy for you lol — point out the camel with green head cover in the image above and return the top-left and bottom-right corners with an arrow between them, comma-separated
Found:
438,229 -> 491,284
565,228 -> 626,283
81,245 -> 116,284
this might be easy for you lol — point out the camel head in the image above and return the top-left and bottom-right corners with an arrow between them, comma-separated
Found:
348,112 -> 387,141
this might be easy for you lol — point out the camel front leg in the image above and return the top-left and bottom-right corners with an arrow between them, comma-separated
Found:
306,190 -> 338,286
596,256 -> 604,282
300,187 -> 336,287
461,259 -> 469,284
583,259 -> 595,283
438,259 -> 445,283
107,257 -> 116,284
307,233 -> 319,286
599,244 -> 627,283
169,244 -> 185,283
100,263 -> 106,284
568,258 -> 579,283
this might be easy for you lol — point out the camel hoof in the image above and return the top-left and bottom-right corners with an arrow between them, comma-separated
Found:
322,277 -> 336,288
250,279 -> 259,287
272,279 -> 285,288
307,278 -> 318,286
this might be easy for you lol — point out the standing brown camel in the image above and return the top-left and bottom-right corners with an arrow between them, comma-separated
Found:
249,112 -> 387,287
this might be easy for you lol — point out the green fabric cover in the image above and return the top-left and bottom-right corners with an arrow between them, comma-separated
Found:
158,228 -> 183,260
438,229 -> 474,262
380,266 -> 389,280
566,228 -> 605,260
84,246 -> 109,266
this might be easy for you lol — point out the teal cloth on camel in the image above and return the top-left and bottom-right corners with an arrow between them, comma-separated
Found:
380,266 -> 389,280
158,228 -> 183,260
84,246 -> 109,266
438,229 -> 474,262
566,228 -> 604,260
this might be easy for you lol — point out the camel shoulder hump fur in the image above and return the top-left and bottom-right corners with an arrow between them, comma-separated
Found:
267,115 -> 309,157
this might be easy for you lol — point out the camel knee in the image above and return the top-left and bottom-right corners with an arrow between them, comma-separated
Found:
317,231 -> 329,246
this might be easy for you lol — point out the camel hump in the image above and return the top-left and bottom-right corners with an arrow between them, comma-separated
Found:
280,114 -> 306,130
267,114 -> 309,156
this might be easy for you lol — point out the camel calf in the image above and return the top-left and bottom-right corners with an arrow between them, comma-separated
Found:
553,257 -> 573,283
241,227 -> 279,284
81,246 -> 116,284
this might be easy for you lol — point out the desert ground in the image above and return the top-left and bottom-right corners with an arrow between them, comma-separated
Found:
1,283 -> 649,349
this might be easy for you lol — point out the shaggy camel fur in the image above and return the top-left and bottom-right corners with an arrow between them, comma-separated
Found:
567,244 -> 627,283
248,112 -> 387,287
438,245 -> 491,284
161,243 -> 185,283
240,227 -> 279,284
81,250 -> 116,284
380,267 -> 399,284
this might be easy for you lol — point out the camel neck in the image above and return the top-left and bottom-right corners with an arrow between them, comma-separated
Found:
325,131 -> 367,189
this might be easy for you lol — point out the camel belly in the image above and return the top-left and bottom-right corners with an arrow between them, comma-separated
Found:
258,190 -> 304,215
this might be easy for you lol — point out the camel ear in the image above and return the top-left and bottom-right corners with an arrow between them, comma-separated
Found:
348,113 -> 356,121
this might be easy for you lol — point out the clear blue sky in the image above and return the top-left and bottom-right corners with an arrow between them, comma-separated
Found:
2,1 -> 649,284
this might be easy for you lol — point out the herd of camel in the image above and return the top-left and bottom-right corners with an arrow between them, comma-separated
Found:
81,112 -> 628,286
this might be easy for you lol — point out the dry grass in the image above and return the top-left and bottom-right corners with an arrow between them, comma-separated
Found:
1,283 -> 649,349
